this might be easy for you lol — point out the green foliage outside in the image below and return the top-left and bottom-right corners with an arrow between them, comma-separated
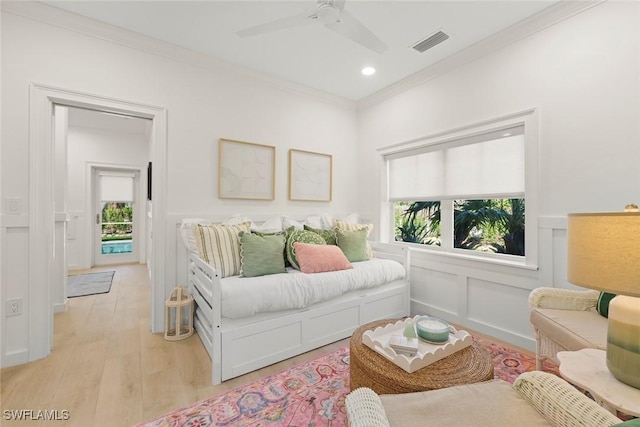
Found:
395,198 -> 525,256
101,202 -> 133,241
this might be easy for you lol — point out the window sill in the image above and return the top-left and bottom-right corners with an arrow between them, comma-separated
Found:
386,242 -> 539,271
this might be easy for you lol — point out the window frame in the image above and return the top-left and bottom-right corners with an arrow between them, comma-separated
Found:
378,109 -> 539,269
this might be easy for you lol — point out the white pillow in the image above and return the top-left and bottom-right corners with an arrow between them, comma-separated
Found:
304,215 -> 326,230
223,214 -> 253,227
251,216 -> 283,233
282,216 -> 304,230
179,218 -> 209,253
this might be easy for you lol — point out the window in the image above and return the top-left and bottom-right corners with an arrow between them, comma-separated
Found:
382,111 -> 537,267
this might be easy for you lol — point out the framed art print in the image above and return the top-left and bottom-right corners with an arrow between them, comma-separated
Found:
218,138 -> 275,200
288,149 -> 332,202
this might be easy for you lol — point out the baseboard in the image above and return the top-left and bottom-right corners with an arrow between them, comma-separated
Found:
53,300 -> 68,313
1,349 -> 29,368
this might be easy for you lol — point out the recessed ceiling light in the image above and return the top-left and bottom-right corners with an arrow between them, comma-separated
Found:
361,67 -> 376,76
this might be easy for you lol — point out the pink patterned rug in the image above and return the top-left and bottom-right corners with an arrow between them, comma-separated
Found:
136,337 -> 557,427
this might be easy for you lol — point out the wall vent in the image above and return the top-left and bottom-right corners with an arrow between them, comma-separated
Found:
412,31 -> 449,53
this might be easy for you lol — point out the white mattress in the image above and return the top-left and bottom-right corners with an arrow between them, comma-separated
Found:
220,258 -> 406,318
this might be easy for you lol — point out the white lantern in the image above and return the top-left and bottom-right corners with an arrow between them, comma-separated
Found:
164,286 -> 194,341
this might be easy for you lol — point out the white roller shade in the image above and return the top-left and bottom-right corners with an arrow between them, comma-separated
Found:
387,126 -> 524,201
100,173 -> 134,202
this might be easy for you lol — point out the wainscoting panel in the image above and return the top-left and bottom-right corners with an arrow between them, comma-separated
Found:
404,216 -> 573,352
466,278 -> 533,340
410,267 -> 459,318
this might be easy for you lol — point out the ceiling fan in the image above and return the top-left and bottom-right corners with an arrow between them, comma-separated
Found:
236,0 -> 388,54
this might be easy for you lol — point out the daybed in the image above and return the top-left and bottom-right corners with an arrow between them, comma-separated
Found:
181,215 -> 410,384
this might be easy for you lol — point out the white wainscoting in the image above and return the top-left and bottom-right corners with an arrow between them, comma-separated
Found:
377,216 -> 574,352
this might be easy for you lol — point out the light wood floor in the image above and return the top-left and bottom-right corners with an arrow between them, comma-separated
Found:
0,263 -> 346,427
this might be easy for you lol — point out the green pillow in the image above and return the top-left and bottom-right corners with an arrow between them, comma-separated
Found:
254,226 -> 295,267
336,229 -> 368,262
286,229 -> 326,270
304,225 -> 337,245
596,292 -> 617,318
239,232 -> 286,278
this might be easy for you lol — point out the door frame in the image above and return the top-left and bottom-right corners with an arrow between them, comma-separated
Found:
91,165 -> 145,266
29,83 -> 168,361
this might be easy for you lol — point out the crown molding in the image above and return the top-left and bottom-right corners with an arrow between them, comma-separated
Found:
357,0 -> 606,109
1,1 -> 356,111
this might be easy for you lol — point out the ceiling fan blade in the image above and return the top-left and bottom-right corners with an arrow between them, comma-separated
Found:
237,11 -> 313,37
325,10 -> 387,54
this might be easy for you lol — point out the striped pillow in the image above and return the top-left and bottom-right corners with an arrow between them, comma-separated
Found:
195,222 -> 251,277
335,220 -> 373,259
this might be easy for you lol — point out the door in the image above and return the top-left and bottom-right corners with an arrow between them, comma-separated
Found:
94,169 -> 139,265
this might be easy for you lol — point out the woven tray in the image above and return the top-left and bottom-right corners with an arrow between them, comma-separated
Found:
362,316 -> 472,373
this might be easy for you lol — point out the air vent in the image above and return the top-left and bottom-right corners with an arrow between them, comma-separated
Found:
412,31 -> 449,53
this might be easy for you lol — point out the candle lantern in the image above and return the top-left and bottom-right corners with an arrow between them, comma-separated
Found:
164,286 -> 194,341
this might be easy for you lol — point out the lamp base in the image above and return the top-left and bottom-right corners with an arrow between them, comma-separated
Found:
606,295 -> 640,389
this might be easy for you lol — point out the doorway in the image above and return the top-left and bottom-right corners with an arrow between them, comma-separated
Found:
28,84 -> 168,364
93,168 -> 140,265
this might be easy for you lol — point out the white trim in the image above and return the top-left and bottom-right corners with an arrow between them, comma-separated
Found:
1,1 -> 355,110
29,84 -> 167,365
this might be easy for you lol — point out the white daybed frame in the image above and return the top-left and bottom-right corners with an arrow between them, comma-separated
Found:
188,249 -> 410,385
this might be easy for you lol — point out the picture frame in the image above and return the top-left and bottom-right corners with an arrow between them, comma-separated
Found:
218,138 -> 276,200
288,149 -> 332,202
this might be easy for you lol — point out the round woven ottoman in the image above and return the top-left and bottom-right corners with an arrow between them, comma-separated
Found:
350,319 -> 494,394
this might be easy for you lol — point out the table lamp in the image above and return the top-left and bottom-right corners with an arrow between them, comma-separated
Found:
567,208 -> 640,389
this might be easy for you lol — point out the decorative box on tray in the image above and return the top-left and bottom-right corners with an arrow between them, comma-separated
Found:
362,315 -> 473,373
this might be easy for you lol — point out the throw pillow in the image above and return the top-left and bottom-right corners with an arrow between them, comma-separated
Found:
336,229 -> 369,262
286,229 -> 326,270
239,232 -> 286,277
304,225 -> 337,245
596,292 -> 617,318
194,222 -> 251,277
294,242 -> 352,274
253,226 -> 295,267
335,220 -> 373,259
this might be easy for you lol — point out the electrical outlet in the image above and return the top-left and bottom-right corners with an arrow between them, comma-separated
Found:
6,299 -> 22,317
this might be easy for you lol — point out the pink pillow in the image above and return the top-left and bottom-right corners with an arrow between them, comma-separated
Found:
293,242 -> 352,274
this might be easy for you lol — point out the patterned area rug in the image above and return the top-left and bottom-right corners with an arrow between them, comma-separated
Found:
67,271 -> 115,298
137,336 -> 558,427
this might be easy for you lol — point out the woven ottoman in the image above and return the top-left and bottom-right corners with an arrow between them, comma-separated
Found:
350,319 -> 494,394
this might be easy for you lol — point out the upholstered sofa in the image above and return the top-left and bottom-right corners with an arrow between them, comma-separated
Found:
345,371 -> 623,426
529,287 -> 607,370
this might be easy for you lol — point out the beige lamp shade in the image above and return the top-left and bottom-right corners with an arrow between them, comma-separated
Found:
567,212 -> 640,297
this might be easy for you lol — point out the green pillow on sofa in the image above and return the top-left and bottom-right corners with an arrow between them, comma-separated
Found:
239,232 -> 286,277
286,229 -> 326,270
336,229 -> 368,262
303,225 -> 337,245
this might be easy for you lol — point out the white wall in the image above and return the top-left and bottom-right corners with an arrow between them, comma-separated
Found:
357,1 -> 640,349
66,117 -> 150,269
0,4 -> 359,366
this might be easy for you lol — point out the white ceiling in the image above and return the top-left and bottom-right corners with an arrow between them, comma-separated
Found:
43,1 -> 558,101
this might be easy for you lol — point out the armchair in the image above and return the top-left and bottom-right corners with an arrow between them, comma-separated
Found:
345,371 -> 622,427
529,287 -> 607,370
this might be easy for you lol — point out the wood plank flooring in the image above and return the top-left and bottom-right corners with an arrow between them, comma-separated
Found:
0,263 -> 345,426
